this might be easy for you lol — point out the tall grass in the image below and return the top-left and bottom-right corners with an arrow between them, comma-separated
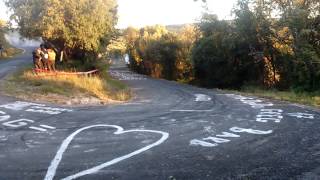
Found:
22,70 -> 131,102
23,71 -> 112,101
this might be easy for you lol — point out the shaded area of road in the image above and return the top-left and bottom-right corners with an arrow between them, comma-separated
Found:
0,52 -> 319,180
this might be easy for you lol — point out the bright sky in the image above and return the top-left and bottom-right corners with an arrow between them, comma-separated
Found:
0,0 -> 237,28
117,0 -> 236,28
0,0 -> 9,21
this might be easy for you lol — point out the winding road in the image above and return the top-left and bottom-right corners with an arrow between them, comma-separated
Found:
0,49 -> 320,180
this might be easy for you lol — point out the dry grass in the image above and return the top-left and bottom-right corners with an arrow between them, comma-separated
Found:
24,71 -> 111,100
1,68 -> 131,105
0,48 -> 24,59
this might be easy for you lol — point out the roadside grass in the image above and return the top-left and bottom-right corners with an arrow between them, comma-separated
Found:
1,64 -> 131,105
0,48 -> 24,60
0,30 -> 24,59
223,86 -> 320,107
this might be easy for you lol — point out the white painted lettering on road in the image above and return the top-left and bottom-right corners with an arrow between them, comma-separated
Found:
216,132 -> 240,138
287,113 -> 315,119
3,119 -> 35,128
190,127 -> 272,148
195,94 -> 212,102
109,70 -> 147,81
203,137 -> 230,143
224,94 -> 274,109
0,101 -> 43,111
256,109 -> 283,123
230,127 -> 273,135
0,111 -> 10,122
0,110 -> 57,133
0,101 -> 72,115
190,139 -> 218,147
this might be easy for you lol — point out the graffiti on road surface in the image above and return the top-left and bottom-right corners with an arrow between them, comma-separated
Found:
287,112 -> 315,119
0,101 -> 72,132
0,101 -> 72,114
44,125 -> 169,180
225,94 -> 274,109
109,70 -> 147,81
190,94 -> 316,148
190,127 -> 273,147
257,109 -> 283,123
194,94 -> 212,102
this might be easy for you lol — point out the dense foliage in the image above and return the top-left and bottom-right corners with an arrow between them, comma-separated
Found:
6,0 -> 118,60
123,25 -> 198,82
126,0 -> 320,92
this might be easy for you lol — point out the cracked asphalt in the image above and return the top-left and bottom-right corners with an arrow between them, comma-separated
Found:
0,48 -> 319,180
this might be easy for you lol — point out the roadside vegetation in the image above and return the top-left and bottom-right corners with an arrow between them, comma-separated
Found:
117,0 -> 320,107
1,62 -> 131,105
3,0 -> 320,106
0,19 -> 24,59
3,0 -> 132,105
226,86 -> 320,107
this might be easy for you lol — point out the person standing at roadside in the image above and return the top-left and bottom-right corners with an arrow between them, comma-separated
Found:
32,47 -> 43,69
40,44 -> 49,70
47,48 -> 56,71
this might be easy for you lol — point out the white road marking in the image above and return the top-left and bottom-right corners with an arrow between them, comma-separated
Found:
191,127 -> 273,148
29,126 -> 48,132
190,139 -> 218,147
0,101 -> 72,115
3,119 -> 34,128
109,70 -> 147,81
40,125 -> 56,129
0,101 -> 43,111
194,94 -> 212,102
44,125 -> 169,180
171,110 -> 213,112
230,127 -> 273,135
84,149 -> 97,153
0,111 -> 10,122
287,113 -> 315,119
224,94 -> 274,109
216,132 -> 240,138
203,137 -> 231,143
26,106 -> 72,115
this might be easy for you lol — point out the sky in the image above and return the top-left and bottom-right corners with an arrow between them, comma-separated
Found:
0,0 -> 9,21
116,0 -> 236,28
0,0 -> 237,28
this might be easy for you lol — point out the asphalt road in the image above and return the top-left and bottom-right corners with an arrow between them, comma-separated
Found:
0,50 -> 320,180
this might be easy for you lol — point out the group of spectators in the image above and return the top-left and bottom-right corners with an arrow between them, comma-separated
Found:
32,44 -> 56,71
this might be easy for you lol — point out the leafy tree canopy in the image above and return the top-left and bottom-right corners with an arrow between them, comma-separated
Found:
6,0 -> 118,58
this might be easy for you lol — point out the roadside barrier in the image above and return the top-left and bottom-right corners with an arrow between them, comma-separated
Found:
32,69 -> 99,77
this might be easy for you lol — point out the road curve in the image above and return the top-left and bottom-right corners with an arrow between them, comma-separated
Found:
0,51 -> 319,180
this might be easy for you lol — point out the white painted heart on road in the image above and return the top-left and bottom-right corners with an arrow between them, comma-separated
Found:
44,125 -> 169,180
195,94 -> 212,102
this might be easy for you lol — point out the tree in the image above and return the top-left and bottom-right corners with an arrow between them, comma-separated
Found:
6,0 -> 118,59
0,19 -> 9,48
